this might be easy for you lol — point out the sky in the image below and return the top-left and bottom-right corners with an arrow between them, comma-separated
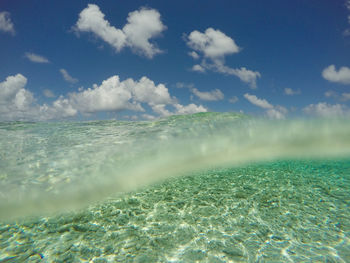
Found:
1,0 -> 350,121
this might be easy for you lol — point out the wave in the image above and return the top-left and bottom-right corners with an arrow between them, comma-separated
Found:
1,112 -> 350,219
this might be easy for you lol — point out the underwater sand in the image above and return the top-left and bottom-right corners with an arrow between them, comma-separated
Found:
1,160 -> 350,262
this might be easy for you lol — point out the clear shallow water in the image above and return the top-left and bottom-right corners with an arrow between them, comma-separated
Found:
0,113 -> 350,262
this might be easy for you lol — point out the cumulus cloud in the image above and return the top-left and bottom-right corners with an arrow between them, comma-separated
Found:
303,102 -> 349,118
0,74 -> 28,105
69,75 -> 143,113
0,74 -> 206,121
0,11 -> 15,35
187,28 -> 240,59
173,103 -> 207,115
68,75 -> 205,117
191,88 -> 224,101
185,28 -> 260,88
60,69 -> 78,84
122,8 -> 166,57
149,104 -> 170,116
244,93 -> 287,119
74,4 -> 166,58
284,87 -> 301,95
24,52 -> 50,63
45,97 -> 78,118
322,65 -> 350,84
130,77 -> 173,105
0,74 -> 78,121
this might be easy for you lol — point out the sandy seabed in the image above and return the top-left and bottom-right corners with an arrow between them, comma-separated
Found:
1,160 -> 349,263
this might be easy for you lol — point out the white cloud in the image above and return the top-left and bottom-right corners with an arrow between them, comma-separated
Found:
46,97 -> 78,118
75,4 -> 125,50
192,64 -> 206,73
188,51 -> 199,59
230,68 -> 260,89
303,102 -> 349,118
68,75 -> 142,113
322,65 -> 350,84
187,28 -> 240,59
213,64 -> 260,88
347,0 -> 350,10
67,75 -> 173,115
185,28 -> 260,88
60,69 -> 78,84
244,93 -> 273,109
75,4 -> 166,58
284,87 -> 301,95
0,11 -> 15,35
150,104 -> 171,117
191,88 -> 224,101
122,8 -> 166,57
24,52 -> 50,63
173,103 -> 207,115
244,93 -> 287,119
0,74 -> 78,121
67,75 -> 205,117
229,96 -> 238,104
43,89 -> 55,98
0,74 -> 34,116
130,77 -> 173,105
0,74 -> 206,121
0,74 -> 27,101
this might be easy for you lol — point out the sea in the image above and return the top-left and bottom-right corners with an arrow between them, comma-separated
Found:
0,112 -> 349,262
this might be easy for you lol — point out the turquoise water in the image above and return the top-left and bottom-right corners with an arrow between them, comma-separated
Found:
0,113 -> 350,262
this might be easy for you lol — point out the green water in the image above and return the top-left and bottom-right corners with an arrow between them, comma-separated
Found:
0,113 -> 350,262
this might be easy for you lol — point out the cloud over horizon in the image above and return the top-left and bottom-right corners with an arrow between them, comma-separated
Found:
0,74 -> 206,121
303,102 -> 350,117
0,74 -> 77,121
74,4 -> 166,58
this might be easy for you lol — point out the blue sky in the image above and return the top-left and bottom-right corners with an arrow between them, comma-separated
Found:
1,0 -> 350,121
